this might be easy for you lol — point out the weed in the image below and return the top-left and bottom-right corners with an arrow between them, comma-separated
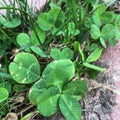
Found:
0,0 -> 120,119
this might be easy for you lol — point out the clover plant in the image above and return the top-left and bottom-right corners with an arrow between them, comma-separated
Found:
0,0 -> 120,119
50,47 -> 74,60
9,52 -> 87,120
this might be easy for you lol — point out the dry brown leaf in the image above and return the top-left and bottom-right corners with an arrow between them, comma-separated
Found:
2,112 -> 18,120
15,96 -> 25,103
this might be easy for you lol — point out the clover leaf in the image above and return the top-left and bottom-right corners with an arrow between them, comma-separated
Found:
59,94 -> 82,120
9,53 -> 40,84
50,47 -> 73,60
0,87 -> 9,103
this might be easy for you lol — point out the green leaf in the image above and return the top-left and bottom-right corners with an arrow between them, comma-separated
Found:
29,80 -> 46,105
29,81 -> 60,117
63,80 -> 88,97
55,10 -> 65,28
86,69 -> 99,79
0,40 -> 11,56
37,8 -> 61,31
74,41 -> 84,62
50,47 -> 74,60
116,30 -> 120,39
49,8 -> 61,25
31,46 -> 46,57
17,33 -> 31,52
87,43 -> 98,51
37,88 -> 60,117
37,86 -> 60,116
13,84 -> 29,92
31,26 -> 46,45
50,48 -> 63,60
100,11 -> 115,24
0,82 -> 11,93
90,24 -> 100,39
68,22 -> 80,37
0,87 -> 9,103
84,18 -> 94,29
83,62 -> 105,72
49,0 -> 66,9
62,47 -> 74,59
92,14 -> 101,27
68,22 -> 76,36
0,72 -> 12,79
101,24 -> 116,40
59,94 -> 82,120
9,53 -> 40,84
49,1 -> 59,8
42,59 -> 75,89
90,0 -> 99,8
100,37 -> 106,48
92,4 -> 106,27
37,13 -> 53,31
3,18 -> 21,28
86,48 -> 103,63
0,15 -> 6,24
94,4 -> 106,16
115,15 -> 120,26
108,38 -> 117,47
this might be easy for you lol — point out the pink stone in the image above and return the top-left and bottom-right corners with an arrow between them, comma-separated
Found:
99,41 -> 120,119
0,0 -> 47,15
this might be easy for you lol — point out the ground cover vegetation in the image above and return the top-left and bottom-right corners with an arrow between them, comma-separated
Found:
0,0 -> 120,119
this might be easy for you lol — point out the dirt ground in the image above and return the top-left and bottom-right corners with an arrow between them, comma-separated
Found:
98,41 -> 120,120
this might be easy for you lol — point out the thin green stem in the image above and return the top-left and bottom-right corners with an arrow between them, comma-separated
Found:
4,52 -> 9,72
46,14 -> 73,46
0,6 -> 30,17
16,0 -> 29,23
71,0 -> 78,29
0,28 -> 18,47
6,99 -> 10,112
12,0 -> 16,15
16,0 -> 24,18
29,18 -> 45,50
2,0 -> 7,6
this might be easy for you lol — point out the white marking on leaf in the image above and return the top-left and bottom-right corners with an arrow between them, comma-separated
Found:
22,78 -> 27,83
16,74 -> 19,77
14,57 -> 17,61
11,72 -> 14,75
19,63 -> 22,66
19,66 -> 22,69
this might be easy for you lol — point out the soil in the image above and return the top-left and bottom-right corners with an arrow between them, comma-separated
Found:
81,67 -> 116,120
98,41 -> 120,120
